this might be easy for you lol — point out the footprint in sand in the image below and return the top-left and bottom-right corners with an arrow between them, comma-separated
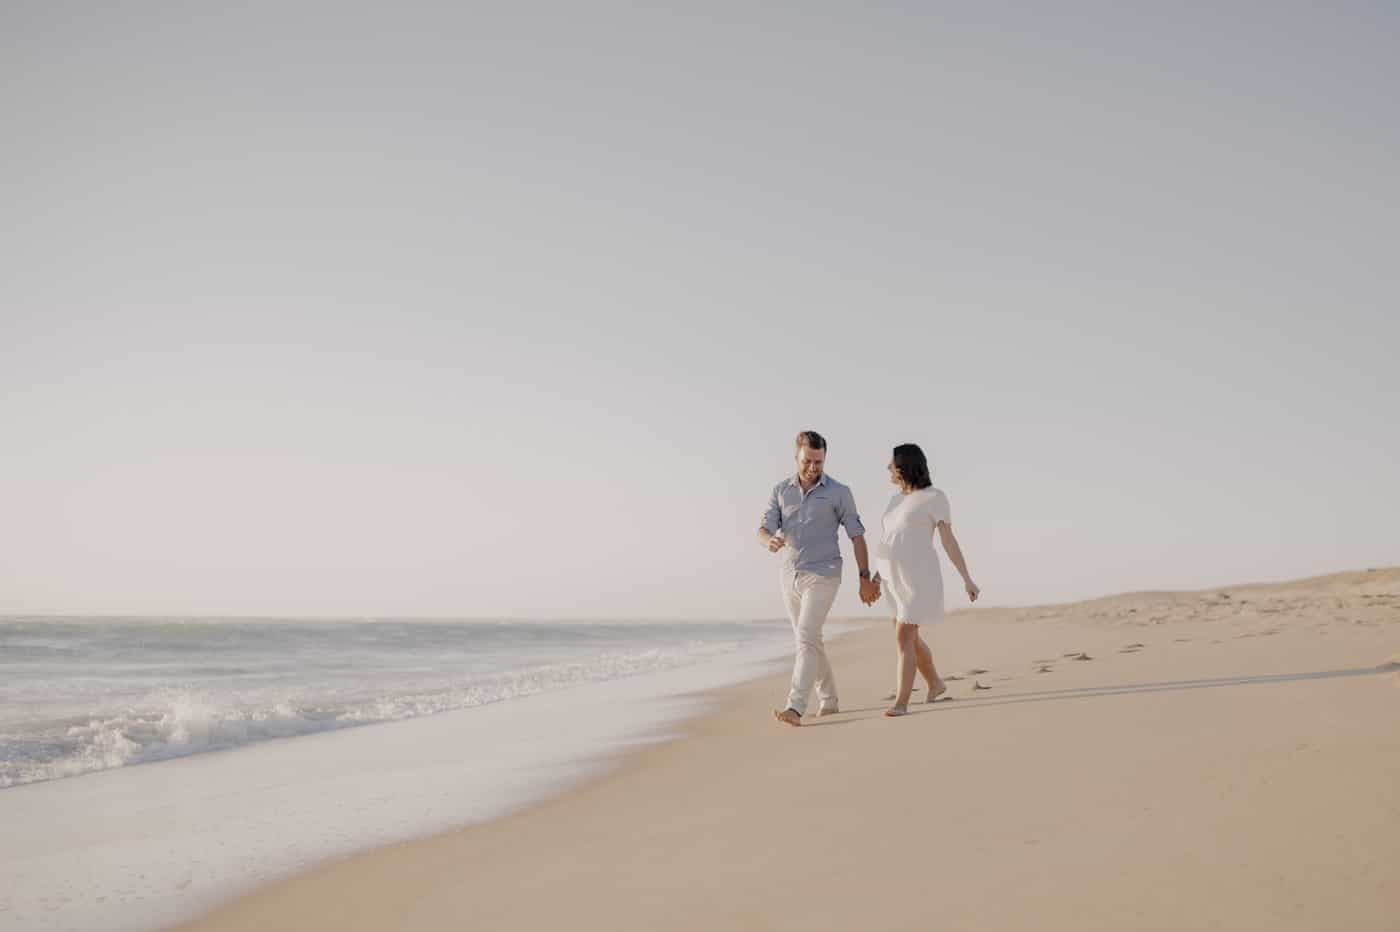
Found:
1174,638 -> 1192,643
1035,665 -> 1054,674
943,674 -> 965,681
972,680 -> 992,691
1119,643 -> 1146,653
1063,652 -> 1093,661
966,668 -> 989,675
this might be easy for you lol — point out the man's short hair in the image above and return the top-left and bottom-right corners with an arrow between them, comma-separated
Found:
794,430 -> 827,451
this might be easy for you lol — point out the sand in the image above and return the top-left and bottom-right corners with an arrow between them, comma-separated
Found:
178,569 -> 1400,931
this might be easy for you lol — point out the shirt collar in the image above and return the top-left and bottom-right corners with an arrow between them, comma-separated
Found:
792,473 -> 829,490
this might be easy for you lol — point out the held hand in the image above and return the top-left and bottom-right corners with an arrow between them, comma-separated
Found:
766,534 -> 786,553
859,577 -> 881,605
965,579 -> 980,602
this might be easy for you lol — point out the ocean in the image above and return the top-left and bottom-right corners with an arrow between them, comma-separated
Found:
0,614 -> 805,932
0,615 -> 787,789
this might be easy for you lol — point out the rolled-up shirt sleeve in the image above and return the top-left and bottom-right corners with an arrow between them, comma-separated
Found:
761,484 -> 783,534
836,486 -> 866,539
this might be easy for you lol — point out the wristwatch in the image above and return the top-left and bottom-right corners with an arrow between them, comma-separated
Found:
859,570 -> 871,580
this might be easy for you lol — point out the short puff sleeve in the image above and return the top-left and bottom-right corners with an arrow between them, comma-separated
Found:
928,489 -> 952,527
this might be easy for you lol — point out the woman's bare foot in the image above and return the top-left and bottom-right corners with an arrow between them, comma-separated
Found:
773,708 -> 801,727
926,678 -> 948,703
883,705 -> 909,717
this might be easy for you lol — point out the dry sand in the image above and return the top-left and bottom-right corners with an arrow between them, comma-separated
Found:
179,569 -> 1400,931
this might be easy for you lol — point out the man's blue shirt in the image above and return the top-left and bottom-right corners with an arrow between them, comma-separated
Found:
761,474 -> 866,577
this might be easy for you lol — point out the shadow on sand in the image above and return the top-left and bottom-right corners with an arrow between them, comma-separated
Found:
804,663 -> 1395,725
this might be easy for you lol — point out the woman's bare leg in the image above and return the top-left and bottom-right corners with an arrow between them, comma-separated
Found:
885,618 -> 902,700
889,621 -> 941,698
914,635 -> 937,683
886,622 -> 920,714
915,636 -> 946,700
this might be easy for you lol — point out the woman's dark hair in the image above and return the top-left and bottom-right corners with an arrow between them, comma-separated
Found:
891,443 -> 932,490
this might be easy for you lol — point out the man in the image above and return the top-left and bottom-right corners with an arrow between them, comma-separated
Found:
758,430 -> 879,726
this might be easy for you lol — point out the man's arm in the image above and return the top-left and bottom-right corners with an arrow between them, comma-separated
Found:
851,535 -> 871,576
837,486 -> 879,604
758,486 -> 784,552
851,535 -> 880,604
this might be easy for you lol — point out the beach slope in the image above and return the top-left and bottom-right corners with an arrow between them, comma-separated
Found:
181,569 -> 1400,931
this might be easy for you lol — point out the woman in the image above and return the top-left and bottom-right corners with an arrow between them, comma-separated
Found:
873,443 -> 979,717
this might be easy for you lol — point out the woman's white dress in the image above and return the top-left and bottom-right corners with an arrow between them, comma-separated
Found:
874,487 -> 952,625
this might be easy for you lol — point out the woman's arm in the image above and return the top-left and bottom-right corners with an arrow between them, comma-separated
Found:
937,521 -> 980,602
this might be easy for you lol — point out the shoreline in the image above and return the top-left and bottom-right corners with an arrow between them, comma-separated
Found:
178,569 -> 1400,932
0,626 -> 819,932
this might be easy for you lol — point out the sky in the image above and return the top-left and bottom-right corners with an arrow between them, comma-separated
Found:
2,2 -> 1397,620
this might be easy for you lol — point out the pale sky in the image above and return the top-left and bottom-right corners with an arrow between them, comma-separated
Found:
3,3 -> 1397,620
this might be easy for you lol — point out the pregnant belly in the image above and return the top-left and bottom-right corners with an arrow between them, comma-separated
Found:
886,543 -> 940,578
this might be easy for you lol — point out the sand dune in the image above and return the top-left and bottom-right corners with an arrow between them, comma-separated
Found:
180,569 -> 1400,931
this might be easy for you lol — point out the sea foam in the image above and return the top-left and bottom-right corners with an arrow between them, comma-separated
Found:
0,618 -> 781,788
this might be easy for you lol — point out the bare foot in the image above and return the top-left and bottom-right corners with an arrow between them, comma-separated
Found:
926,678 -> 948,703
773,708 -> 801,727
883,705 -> 909,717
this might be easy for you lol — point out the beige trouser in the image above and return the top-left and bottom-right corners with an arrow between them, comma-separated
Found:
780,569 -> 841,716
